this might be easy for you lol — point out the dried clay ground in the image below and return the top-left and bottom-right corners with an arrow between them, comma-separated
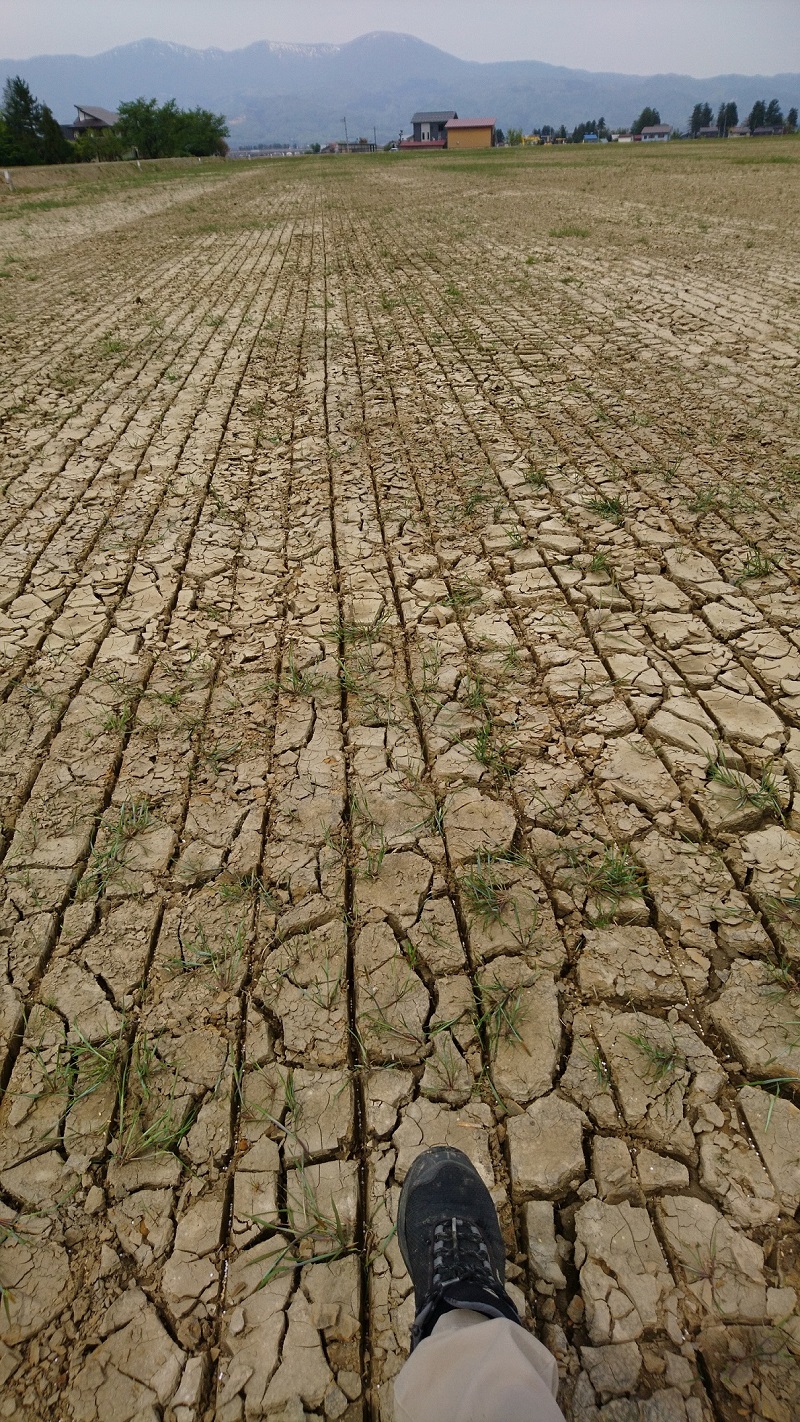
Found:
1,140 -> 800,1422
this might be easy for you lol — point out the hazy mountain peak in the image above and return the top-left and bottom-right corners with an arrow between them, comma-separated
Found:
1,31 -> 796,147
264,40 -> 340,59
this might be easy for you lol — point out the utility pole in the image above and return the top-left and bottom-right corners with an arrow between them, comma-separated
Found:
373,125 -> 377,151
342,116 -> 349,150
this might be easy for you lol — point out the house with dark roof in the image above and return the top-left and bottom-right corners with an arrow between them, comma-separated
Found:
61,105 -> 119,142
640,124 -> 673,141
410,111 -> 457,144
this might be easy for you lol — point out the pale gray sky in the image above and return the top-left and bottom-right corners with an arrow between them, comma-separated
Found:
4,0 -> 799,76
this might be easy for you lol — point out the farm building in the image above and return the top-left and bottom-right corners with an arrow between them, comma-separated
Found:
640,124 -> 673,141
445,117 -> 497,149
697,127 -> 719,139
60,105 -> 119,142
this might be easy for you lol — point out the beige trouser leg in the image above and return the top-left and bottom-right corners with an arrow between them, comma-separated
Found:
392,1309 -> 567,1422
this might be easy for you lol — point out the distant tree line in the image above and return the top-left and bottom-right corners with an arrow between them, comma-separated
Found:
502,97 -> 798,145
689,97 -> 796,135
0,77 -> 229,165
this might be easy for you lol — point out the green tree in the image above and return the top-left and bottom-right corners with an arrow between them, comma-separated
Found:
116,98 -> 174,158
632,106 -> 660,135
2,76 -> 41,163
0,76 -> 71,165
175,106 -> 229,156
716,102 -> 737,136
765,98 -> 784,128
506,127 -> 523,146
689,102 -> 713,136
74,127 -> 127,162
569,117 -> 610,144
39,104 -> 72,163
787,107 -> 798,133
116,97 -> 227,158
747,99 -> 767,132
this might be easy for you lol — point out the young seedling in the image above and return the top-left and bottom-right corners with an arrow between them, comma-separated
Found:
79,798 -> 154,899
577,1037 -> 612,1089
679,1233 -> 727,1311
326,610 -> 389,648
587,494 -> 627,525
254,1166 -> 356,1285
569,844 -> 644,917
218,872 -> 278,910
115,1093 -> 191,1164
173,920 -> 248,989
460,854 -> 511,925
762,956 -> 800,995
624,1026 -> 685,1083
202,739 -> 242,775
475,976 -> 525,1062
31,1023 -> 128,1116
767,879 -> 800,926
360,830 -> 388,881
463,488 -> 492,517
735,547 -> 778,584
589,551 -> 611,574
425,1029 -> 469,1095
444,581 -> 482,612
102,702 -> 133,735
268,650 -> 325,698
501,645 -> 523,674
462,674 -> 488,712
473,720 -> 495,767
707,751 -> 785,823
114,1034 -> 193,1165
686,488 -> 721,515
302,952 -> 345,1012
360,961 -> 426,1055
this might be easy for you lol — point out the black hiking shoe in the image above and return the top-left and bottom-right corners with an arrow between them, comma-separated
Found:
397,1145 -> 521,1350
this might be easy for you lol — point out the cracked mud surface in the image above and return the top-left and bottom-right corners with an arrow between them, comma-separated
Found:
1,142 -> 800,1419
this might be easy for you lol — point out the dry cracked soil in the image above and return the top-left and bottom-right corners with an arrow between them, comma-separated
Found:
1,140 -> 800,1421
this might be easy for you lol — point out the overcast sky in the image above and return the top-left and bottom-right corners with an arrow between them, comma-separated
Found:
4,0 -> 800,76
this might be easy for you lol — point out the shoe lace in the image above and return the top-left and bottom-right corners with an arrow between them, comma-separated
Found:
431,1215 -> 496,1290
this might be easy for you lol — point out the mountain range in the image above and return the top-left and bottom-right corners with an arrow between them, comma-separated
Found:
2,31 -> 798,146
